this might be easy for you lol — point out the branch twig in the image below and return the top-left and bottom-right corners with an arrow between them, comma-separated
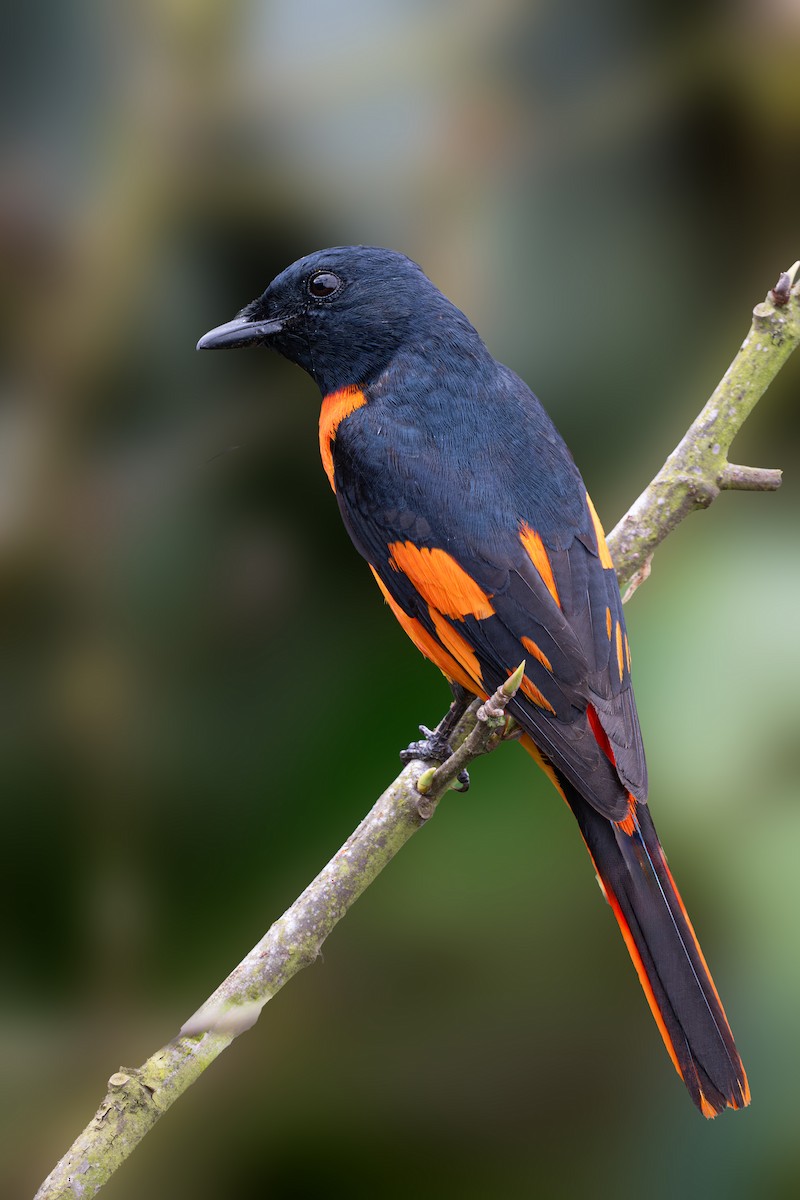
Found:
607,265 -> 800,596
35,267 -> 800,1199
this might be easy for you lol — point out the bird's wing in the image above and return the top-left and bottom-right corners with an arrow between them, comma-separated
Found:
334,434 -> 646,822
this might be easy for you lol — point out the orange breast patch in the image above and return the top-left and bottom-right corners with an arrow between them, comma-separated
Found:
319,386 -> 367,490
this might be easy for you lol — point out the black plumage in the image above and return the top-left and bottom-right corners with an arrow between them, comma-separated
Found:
198,245 -> 749,1117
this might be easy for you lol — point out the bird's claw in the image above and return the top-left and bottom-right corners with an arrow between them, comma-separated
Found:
400,724 -> 453,765
400,725 -> 471,792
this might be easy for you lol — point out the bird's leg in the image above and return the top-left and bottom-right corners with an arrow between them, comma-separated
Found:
400,682 -> 473,790
400,682 -> 472,762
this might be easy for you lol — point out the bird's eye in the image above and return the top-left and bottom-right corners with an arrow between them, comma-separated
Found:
307,271 -> 342,298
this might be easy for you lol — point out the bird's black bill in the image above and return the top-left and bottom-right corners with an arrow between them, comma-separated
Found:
196,315 -> 284,350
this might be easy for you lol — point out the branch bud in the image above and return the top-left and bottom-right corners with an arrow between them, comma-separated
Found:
502,660 -> 526,698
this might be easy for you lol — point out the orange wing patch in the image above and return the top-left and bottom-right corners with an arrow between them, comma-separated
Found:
520,674 -> 556,715
519,524 -> 561,608
319,386 -> 367,490
429,607 -> 484,686
586,494 -> 615,570
387,542 -> 495,620
615,622 -> 625,682
521,635 -> 552,673
369,567 -> 483,696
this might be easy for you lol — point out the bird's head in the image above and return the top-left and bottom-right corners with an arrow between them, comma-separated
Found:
197,245 -> 456,395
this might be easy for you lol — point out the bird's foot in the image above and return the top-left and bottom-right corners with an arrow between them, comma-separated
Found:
400,725 -> 470,792
400,723 -> 453,764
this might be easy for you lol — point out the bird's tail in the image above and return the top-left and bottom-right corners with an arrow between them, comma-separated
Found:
564,780 -> 750,1116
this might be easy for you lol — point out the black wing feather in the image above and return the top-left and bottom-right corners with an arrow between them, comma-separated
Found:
332,376 -> 647,820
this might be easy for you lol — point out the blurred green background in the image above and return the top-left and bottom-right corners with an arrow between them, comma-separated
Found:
3,1 -> 800,1197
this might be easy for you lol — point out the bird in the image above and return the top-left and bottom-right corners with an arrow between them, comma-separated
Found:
197,245 -> 749,1117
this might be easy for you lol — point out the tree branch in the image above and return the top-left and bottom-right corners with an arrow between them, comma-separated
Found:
607,263 -> 800,596
34,687 -> 512,1200
35,266 -> 800,1199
